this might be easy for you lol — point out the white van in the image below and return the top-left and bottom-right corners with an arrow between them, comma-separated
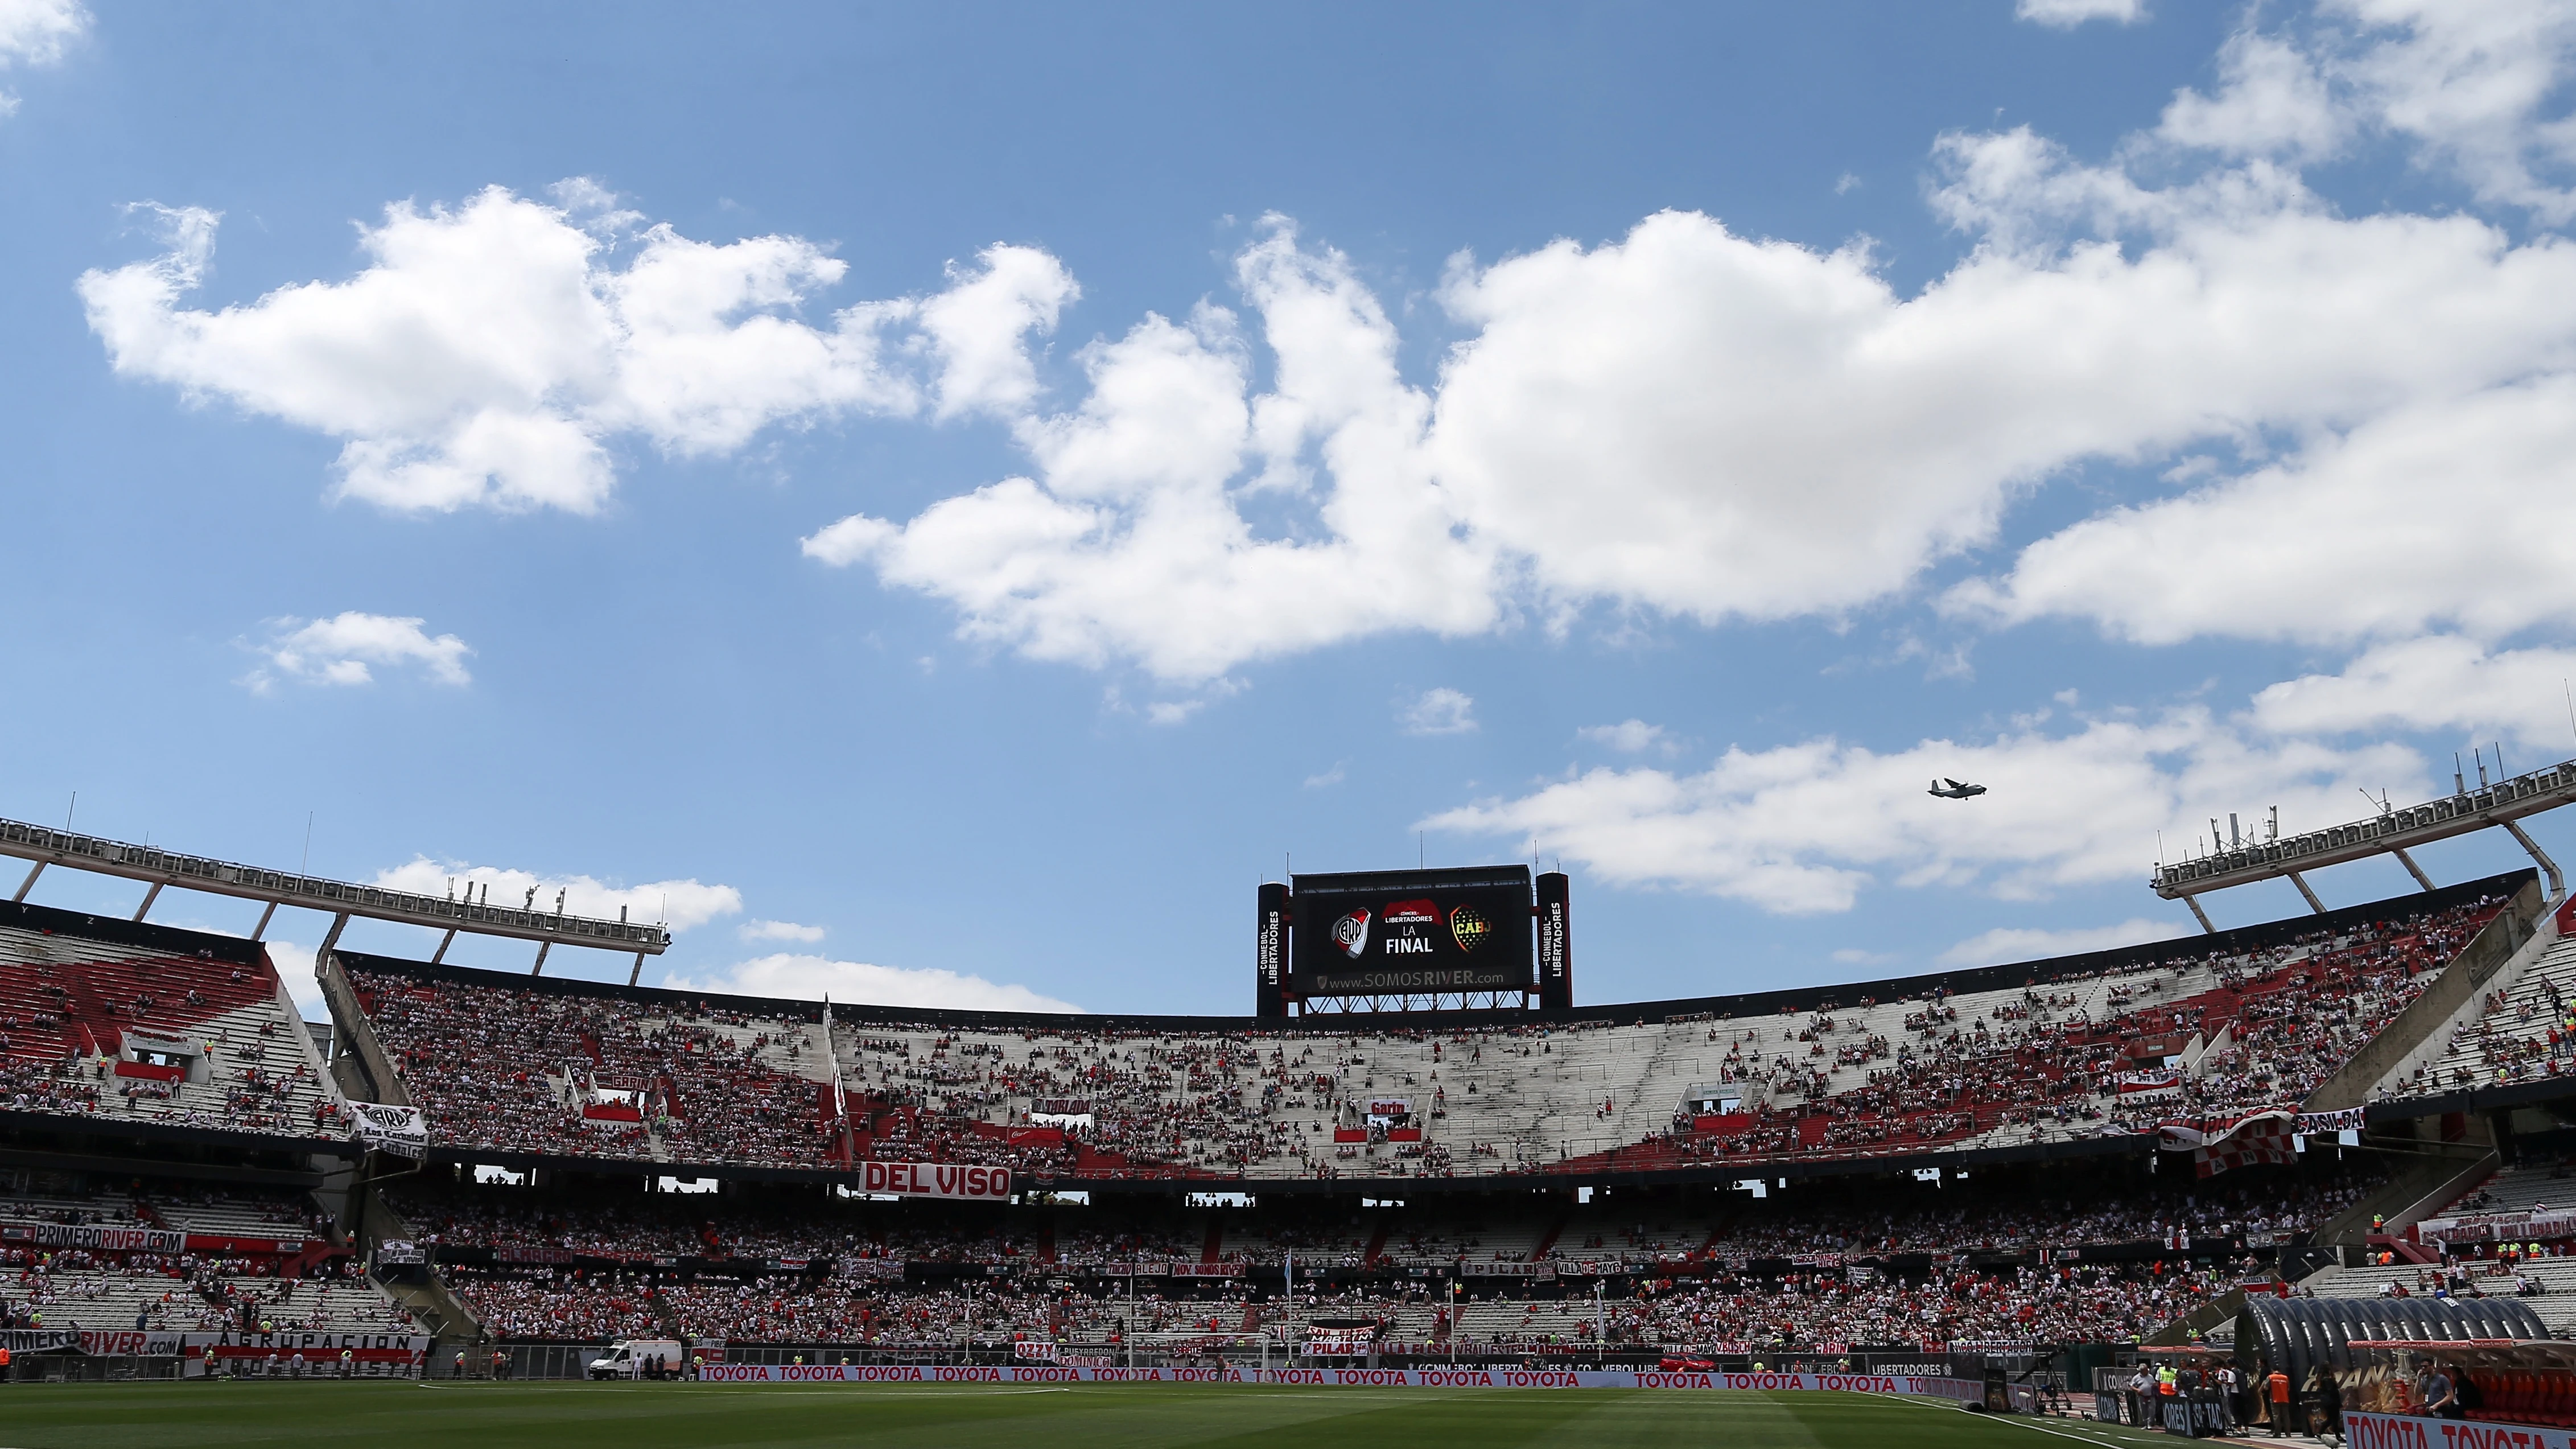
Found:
586,1339 -> 686,1380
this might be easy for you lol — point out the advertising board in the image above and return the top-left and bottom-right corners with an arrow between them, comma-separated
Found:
692,1364 -> 2001,1397
853,1161 -> 1012,1201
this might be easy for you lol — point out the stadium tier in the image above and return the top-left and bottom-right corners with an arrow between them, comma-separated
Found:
11,865 -> 2576,1378
0,1176 -> 416,1336
316,872 -> 2526,1183
373,1153 -> 2352,1351
0,900 -> 348,1140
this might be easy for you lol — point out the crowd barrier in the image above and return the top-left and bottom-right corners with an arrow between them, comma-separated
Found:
2347,1410 -> 2571,1449
690,1363 -> 2005,1398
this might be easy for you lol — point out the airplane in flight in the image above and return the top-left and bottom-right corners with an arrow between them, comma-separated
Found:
1928,777 -> 1987,800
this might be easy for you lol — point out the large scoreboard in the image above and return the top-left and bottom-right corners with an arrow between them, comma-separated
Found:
1255,866 -> 1571,1016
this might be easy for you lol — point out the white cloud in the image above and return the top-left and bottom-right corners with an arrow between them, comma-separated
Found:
1303,761 -> 1347,789
0,0 -> 84,114
1424,706 -> 2419,914
2144,5 -> 2576,219
1579,719 -> 1670,754
261,937 -> 325,1024
77,185 -> 974,514
2328,0 -> 2576,224
663,954 -> 1080,1014
2159,30 -> 2348,160
806,220 -> 1497,683
242,611 -> 472,692
123,14 -> 2575,686
919,244 -> 1079,419
739,919 -> 825,943
370,857 -> 743,932
2016,0 -> 2147,28
814,147 -> 2576,681
2250,635 -> 2576,754
1400,687 -> 1478,736
1938,916 -> 2195,967
1953,377 -> 2576,646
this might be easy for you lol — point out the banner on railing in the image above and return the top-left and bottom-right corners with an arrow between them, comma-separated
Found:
2117,1070 -> 2182,1098
351,1101 -> 428,1158
854,1161 -> 1011,1201
2344,1410 -> 2565,1449
80,1330 -> 183,1356
2414,1207 -> 2576,1244
196,1331 -> 430,1355
1460,1262 -> 1557,1279
0,1219 -> 185,1254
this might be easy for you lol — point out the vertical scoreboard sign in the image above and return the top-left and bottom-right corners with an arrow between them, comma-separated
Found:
1255,882 -> 1291,1018
1536,871 -> 1573,1010
1284,866 -> 1536,1000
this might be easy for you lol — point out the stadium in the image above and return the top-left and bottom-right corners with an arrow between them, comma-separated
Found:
23,4 -> 2576,1447
7,761 -> 2576,1446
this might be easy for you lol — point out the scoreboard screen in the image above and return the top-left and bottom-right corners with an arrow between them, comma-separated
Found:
1289,866 -> 1533,998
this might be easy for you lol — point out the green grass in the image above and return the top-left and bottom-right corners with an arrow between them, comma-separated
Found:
0,1382 -> 2191,1449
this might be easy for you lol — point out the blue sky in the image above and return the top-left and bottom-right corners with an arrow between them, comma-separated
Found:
7,0 -> 2576,1018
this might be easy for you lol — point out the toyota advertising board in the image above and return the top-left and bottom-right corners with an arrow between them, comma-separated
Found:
1289,867 -> 1533,999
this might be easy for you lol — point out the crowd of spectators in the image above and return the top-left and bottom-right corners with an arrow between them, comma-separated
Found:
0,931 -> 343,1138
1598,1260 -> 2233,1351
1585,896 -> 2500,1174
401,1151 -> 2373,1352
450,1272 -> 663,1340
343,893 -> 2508,1183
352,972 -> 838,1167
0,1180 -> 408,1334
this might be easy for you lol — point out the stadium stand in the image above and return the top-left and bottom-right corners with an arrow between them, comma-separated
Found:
2413,928 -> 2576,1093
11,863 -> 2576,1384
0,901 -> 347,1139
0,1179 -> 413,1334
361,1150 -> 2376,1353
326,880 -> 2513,1183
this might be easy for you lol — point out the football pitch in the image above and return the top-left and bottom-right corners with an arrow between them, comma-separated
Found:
0,1382 -> 2182,1449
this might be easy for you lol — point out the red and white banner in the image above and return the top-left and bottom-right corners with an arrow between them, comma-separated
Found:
2346,1410 -> 2571,1449
2118,1070 -> 2182,1097
691,1364 -> 2004,1396
2195,1122 -> 2296,1178
854,1162 -> 1012,1201
2157,1110 -> 2298,1178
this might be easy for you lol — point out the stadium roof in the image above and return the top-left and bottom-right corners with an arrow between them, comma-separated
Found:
0,814 -> 670,966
